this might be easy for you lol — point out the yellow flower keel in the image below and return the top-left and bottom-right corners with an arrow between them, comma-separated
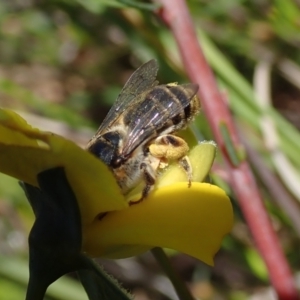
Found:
83,183 -> 233,265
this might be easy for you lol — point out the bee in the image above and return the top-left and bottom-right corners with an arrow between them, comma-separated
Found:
87,59 -> 200,202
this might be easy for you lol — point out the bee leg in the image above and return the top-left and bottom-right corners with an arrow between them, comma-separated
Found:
149,135 -> 189,161
129,162 -> 156,205
178,156 -> 192,187
140,162 -> 156,198
149,134 -> 193,186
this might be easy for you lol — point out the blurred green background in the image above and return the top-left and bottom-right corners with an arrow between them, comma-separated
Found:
0,0 -> 300,299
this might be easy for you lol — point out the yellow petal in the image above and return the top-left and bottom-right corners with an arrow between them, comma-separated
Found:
83,183 -> 233,265
0,109 -> 127,225
0,109 -> 39,146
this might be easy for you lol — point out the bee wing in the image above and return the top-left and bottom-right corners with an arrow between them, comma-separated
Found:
97,59 -> 159,134
121,83 -> 199,158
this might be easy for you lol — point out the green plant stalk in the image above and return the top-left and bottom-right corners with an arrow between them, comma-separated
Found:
151,247 -> 195,300
78,256 -> 132,300
197,29 -> 300,163
157,26 -> 300,168
157,0 -> 299,298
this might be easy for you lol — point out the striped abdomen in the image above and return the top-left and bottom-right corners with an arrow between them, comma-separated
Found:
121,83 -> 200,159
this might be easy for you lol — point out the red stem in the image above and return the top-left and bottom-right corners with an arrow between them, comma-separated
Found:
157,0 -> 298,298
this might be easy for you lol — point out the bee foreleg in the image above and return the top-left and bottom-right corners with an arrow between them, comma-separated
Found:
178,156 -> 192,187
129,162 -> 156,205
140,162 -> 156,198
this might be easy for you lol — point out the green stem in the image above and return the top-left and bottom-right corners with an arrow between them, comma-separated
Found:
78,255 -> 132,300
25,276 -> 48,300
151,247 -> 195,300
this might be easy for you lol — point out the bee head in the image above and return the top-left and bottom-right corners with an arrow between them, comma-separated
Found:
88,131 -> 122,167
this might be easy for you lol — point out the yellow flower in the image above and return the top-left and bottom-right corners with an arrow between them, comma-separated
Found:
0,108 -> 233,266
